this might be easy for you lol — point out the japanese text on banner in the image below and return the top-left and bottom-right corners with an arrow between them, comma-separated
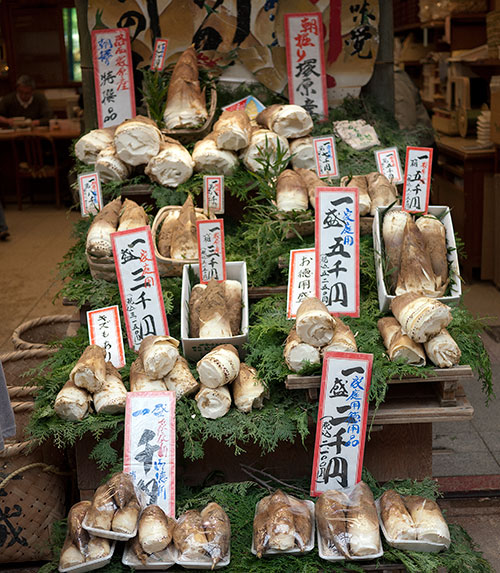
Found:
92,28 -> 135,129
79,173 -> 102,216
313,136 -> 339,178
311,352 -> 373,496
87,305 -> 126,368
374,147 -> 403,184
315,188 -> 360,317
124,392 -> 176,516
287,249 -> 316,319
402,146 -> 433,213
203,175 -> 224,214
151,38 -> 168,71
111,226 -> 169,350
197,220 -> 227,283
285,13 -> 328,118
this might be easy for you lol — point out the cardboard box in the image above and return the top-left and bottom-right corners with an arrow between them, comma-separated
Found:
181,261 -> 249,361
373,206 -> 462,312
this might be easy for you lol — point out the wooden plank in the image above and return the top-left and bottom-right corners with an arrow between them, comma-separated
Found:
248,286 -> 287,299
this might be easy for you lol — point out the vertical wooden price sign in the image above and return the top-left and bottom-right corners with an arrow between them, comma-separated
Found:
315,187 -> 360,317
111,226 -> 169,350
78,172 -> 103,216
151,38 -> 168,71
87,305 -> 126,368
287,248 -> 316,319
284,12 -> 328,119
124,391 -> 176,516
402,146 -> 433,214
374,147 -> 403,184
310,351 -> 373,496
197,220 -> 226,283
92,28 -> 135,128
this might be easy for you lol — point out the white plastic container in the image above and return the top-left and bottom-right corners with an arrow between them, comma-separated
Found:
373,205 -> 462,312
316,527 -> 383,561
58,542 -> 116,573
82,516 -> 138,541
251,500 -> 315,557
176,548 -> 231,569
180,261 -> 249,361
122,543 -> 177,569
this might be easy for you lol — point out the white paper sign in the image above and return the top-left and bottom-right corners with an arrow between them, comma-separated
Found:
315,188 -> 360,317
92,28 -> 135,129
287,249 -> 316,319
124,392 -> 176,516
310,352 -> 373,496
402,146 -> 433,214
111,226 -> 169,350
151,38 -> 168,71
203,175 -> 224,215
374,147 -> 403,184
196,220 -> 226,284
313,136 -> 339,178
284,12 -> 328,119
78,172 -> 103,216
87,305 -> 126,368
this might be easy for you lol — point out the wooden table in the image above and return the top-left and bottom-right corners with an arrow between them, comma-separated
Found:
434,135 -> 496,280
0,126 -> 81,141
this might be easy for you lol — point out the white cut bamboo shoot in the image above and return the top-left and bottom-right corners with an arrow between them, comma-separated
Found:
93,362 -> 127,414
145,137 -> 194,188
112,499 -> 141,534
139,335 -> 180,379
196,344 -> 240,388
232,363 -> 267,413
424,329 -> 461,368
75,128 -> 115,165
276,169 -> 308,212
290,137 -> 315,170
322,319 -> 357,354
283,328 -> 321,372
340,175 -> 371,217
195,384 -> 232,419
114,116 -> 162,166
70,344 -> 107,393
87,537 -> 111,560
164,356 -> 200,398
240,128 -> 289,173
139,505 -> 175,554
296,297 -> 336,347
256,104 -> 313,138
129,358 -> 167,391
366,172 -> 398,215
192,133 -> 239,175
295,167 -> 323,208
54,379 -> 91,421
117,199 -> 149,232
213,110 -> 252,151
86,197 -> 122,258
378,316 -> 426,366
198,280 -> 232,338
95,145 -> 131,183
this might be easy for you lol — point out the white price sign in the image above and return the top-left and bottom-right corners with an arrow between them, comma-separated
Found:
313,136 -> 339,178
151,38 -> 168,71
87,305 -> 126,368
203,175 -> 224,214
374,147 -> 403,184
196,220 -> 226,284
287,249 -> 316,319
402,146 -> 433,214
78,172 -> 103,217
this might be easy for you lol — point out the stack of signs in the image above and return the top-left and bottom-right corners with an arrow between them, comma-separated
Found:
402,146 -> 433,214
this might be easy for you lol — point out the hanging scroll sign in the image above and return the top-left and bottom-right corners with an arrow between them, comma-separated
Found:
111,226 -> 169,350
287,248 -> 316,319
203,175 -> 224,215
87,305 -> 126,368
310,351 -> 373,496
197,220 -> 227,284
151,38 -> 169,71
374,147 -> 403,184
402,146 -> 433,214
78,172 -> 103,217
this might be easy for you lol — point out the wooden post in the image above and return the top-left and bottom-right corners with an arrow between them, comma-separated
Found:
75,0 -> 97,131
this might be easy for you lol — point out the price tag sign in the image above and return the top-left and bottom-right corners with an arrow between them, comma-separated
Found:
222,95 -> 265,120
374,147 -> 403,184
87,305 -> 126,368
196,220 -> 226,283
287,248 -> 316,319
284,12 -> 328,119
151,38 -> 168,71
310,351 -> 373,496
92,28 -> 135,129
313,136 -> 339,178
124,391 -> 176,516
111,226 -> 169,350
78,172 -> 103,216
203,175 -> 224,215
315,187 -> 360,317
402,146 -> 433,214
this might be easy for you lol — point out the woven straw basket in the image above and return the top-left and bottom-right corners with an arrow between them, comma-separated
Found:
11,314 -> 75,351
87,252 -> 117,282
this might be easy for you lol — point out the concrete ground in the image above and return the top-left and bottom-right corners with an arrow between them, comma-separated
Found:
1,204 -> 500,570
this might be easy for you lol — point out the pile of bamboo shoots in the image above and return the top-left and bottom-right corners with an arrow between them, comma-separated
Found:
341,172 -> 398,217
378,293 -> 461,368
283,297 -> 357,373
54,345 -> 127,421
127,505 -> 176,564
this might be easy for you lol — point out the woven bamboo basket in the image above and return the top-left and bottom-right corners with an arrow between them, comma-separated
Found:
11,314 -> 75,351
87,252 -> 117,282
1,348 -> 56,385
151,205 -> 205,277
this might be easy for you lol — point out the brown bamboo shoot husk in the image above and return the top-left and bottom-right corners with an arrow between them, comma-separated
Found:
225,279 -> 242,335
288,496 -> 313,551
379,489 -> 416,541
139,335 -> 180,379
266,490 -> 296,552
112,498 -> 141,534
340,175 -> 371,216
201,502 -> 231,566
316,489 -> 350,557
322,319 -> 357,354
296,297 -> 336,347
173,510 -> 208,560
114,115 -> 162,166
86,197 -> 122,257
189,283 -> 207,337
382,209 -> 412,291
198,279 -> 232,338
196,344 -> 240,388
129,357 -> 167,391
213,110 -> 252,151
139,505 -> 176,554
276,169 -> 308,212
283,327 -> 321,372
256,104 -> 313,138
157,209 -> 180,257
424,328 -> 461,368
415,215 -> 449,293
232,363 -> 267,413
54,379 -> 91,421
93,362 -> 127,414
67,501 -> 91,553
377,316 -> 426,366
295,167 -> 323,208
70,344 -> 107,393
170,195 -> 198,260
347,481 -> 380,556
164,356 -> 200,398
366,172 -> 398,215
86,484 -> 117,530
117,198 -> 149,232
404,496 -> 450,544
87,536 -> 111,560
145,137 -> 194,187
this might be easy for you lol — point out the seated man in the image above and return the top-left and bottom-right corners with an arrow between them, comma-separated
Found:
0,75 -> 53,127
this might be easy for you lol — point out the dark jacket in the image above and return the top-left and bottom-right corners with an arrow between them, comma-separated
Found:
0,91 -> 53,124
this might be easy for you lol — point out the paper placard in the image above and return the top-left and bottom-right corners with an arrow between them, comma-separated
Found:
310,351 -> 373,496
203,175 -> 224,214
87,305 -> 126,368
78,172 -> 103,216
92,28 -> 136,129
124,391 -> 176,516
402,146 -> 433,213
313,136 -> 339,178
284,12 -> 328,119
222,95 -> 265,120
315,187 -> 360,317
111,226 -> 169,350
374,147 -> 403,184
196,220 -> 227,283
287,248 -> 316,319
151,38 -> 168,71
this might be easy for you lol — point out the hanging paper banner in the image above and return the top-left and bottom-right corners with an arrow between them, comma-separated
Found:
313,136 -> 339,178
287,248 -> 316,319
87,305 -> 126,368
78,172 -> 103,217
315,187 -> 360,317
203,175 -> 224,215
374,147 -> 403,184
284,12 -> 328,119
111,226 -> 169,350
124,391 -> 176,516
310,351 -> 373,496
196,220 -> 227,284
151,38 -> 169,71
402,146 -> 433,214
92,28 -> 135,129
222,95 -> 265,120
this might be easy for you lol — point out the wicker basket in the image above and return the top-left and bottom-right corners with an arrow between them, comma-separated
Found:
11,314 -> 75,351
1,348 -> 56,385
152,205 -> 205,277
87,252 -> 117,282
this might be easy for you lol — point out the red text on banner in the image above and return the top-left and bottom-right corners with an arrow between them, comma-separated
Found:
203,175 -> 224,215
151,38 -> 169,71
402,146 -> 433,214
374,147 -> 403,185
313,136 -> 339,178
79,172 -> 103,216
196,220 -> 227,284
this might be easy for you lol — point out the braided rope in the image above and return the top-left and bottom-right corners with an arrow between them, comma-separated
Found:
11,314 -> 72,350
0,347 -> 56,363
0,462 -> 69,489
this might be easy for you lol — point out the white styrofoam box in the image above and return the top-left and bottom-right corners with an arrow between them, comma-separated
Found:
82,516 -> 137,541
122,543 -> 177,569
316,526 -> 383,561
180,262 -> 249,361
251,500 -> 315,557
58,542 -> 116,573
176,548 -> 230,569
373,205 -> 462,312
